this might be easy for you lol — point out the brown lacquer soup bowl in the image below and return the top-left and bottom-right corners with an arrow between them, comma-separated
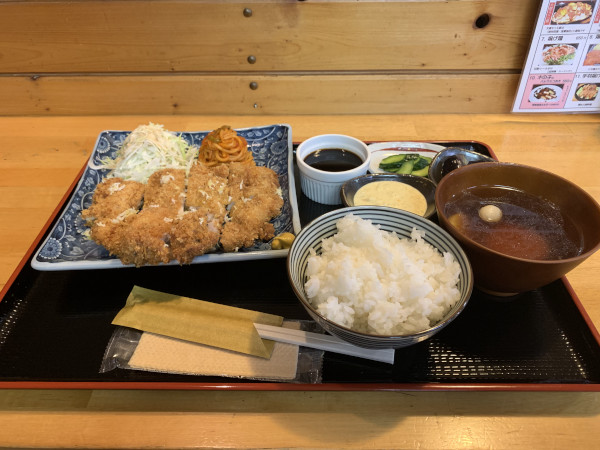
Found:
435,162 -> 600,295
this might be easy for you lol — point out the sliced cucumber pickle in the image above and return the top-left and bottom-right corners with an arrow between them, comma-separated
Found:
379,153 -> 432,176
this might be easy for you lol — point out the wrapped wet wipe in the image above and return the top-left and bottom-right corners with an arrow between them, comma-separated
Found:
101,286 -> 324,382
100,322 -> 324,383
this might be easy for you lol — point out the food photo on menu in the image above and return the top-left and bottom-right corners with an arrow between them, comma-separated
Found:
550,1 -> 595,24
529,83 -> 564,102
573,82 -> 600,100
583,43 -> 600,65
541,43 -> 578,65
512,0 -> 600,112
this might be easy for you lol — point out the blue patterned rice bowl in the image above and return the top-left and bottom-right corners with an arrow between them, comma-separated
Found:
287,206 -> 473,349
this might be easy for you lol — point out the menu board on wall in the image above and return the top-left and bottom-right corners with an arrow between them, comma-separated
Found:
512,1 -> 600,113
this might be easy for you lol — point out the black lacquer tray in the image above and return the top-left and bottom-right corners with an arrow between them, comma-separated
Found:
1,140 -> 600,391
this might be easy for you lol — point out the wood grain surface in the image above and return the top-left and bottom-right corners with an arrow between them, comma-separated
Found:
0,1 -> 535,73
0,0 -> 539,115
1,73 -> 520,115
0,113 -> 599,449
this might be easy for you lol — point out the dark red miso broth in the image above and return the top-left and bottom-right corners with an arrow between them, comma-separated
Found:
444,185 -> 583,260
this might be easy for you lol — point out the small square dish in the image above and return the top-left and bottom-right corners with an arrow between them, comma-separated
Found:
31,124 -> 300,271
368,142 -> 446,175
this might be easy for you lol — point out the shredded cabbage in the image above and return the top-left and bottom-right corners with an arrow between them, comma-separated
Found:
103,123 -> 199,183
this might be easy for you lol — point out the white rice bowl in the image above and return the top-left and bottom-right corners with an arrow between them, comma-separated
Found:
303,214 -> 462,335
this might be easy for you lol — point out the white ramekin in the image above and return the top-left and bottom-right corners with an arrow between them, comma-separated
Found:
296,134 -> 370,205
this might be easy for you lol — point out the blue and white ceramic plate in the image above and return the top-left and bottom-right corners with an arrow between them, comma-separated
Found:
31,124 -> 300,271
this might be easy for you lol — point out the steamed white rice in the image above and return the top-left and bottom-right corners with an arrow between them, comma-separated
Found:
304,214 -> 461,335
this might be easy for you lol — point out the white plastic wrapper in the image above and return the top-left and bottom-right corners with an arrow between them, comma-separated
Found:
100,320 -> 324,384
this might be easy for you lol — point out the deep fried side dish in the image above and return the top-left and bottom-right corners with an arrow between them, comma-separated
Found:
197,125 -> 254,167
81,178 -> 144,225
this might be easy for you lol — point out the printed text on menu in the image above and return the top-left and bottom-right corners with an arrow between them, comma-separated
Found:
513,0 -> 600,112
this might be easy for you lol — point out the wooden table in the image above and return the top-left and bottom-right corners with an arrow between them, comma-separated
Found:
1,114 -> 599,449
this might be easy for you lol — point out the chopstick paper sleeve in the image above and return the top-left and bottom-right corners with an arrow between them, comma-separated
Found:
112,286 -> 283,358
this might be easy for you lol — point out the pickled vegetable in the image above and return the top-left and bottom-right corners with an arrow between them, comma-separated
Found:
379,154 -> 432,177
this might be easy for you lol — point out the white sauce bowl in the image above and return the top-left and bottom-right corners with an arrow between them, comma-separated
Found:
296,134 -> 370,205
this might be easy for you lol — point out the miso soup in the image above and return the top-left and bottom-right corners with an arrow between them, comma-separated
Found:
444,185 -> 582,260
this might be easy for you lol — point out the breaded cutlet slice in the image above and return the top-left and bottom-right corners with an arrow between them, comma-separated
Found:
226,162 -> 249,205
227,163 -> 283,220
143,168 -> 186,212
88,207 -> 138,249
220,210 -> 276,252
221,163 -> 283,252
81,177 -> 144,225
170,208 -> 222,264
227,162 -> 280,200
104,207 -> 175,267
185,162 -> 229,221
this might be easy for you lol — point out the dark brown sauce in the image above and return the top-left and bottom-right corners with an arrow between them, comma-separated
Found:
441,156 -> 465,177
444,185 -> 582,261
304,148 -> 363,172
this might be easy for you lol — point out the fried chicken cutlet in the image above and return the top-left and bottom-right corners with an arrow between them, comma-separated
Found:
83,157 -> 285,265
220,162 -> 283,252
170,208 -> 222,264
186,161 -> 229,222
81,177 -> 144,225
144,168 -> 186,212
97,207 -> 175,267
87,169 -> 185,266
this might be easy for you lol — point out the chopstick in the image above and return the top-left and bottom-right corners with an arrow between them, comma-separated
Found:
254,323 -> 395,364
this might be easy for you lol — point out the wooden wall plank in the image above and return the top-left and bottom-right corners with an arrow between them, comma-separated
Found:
0,0 -> 538,73
0,73 -> 519,115
0,0 -> 536,115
